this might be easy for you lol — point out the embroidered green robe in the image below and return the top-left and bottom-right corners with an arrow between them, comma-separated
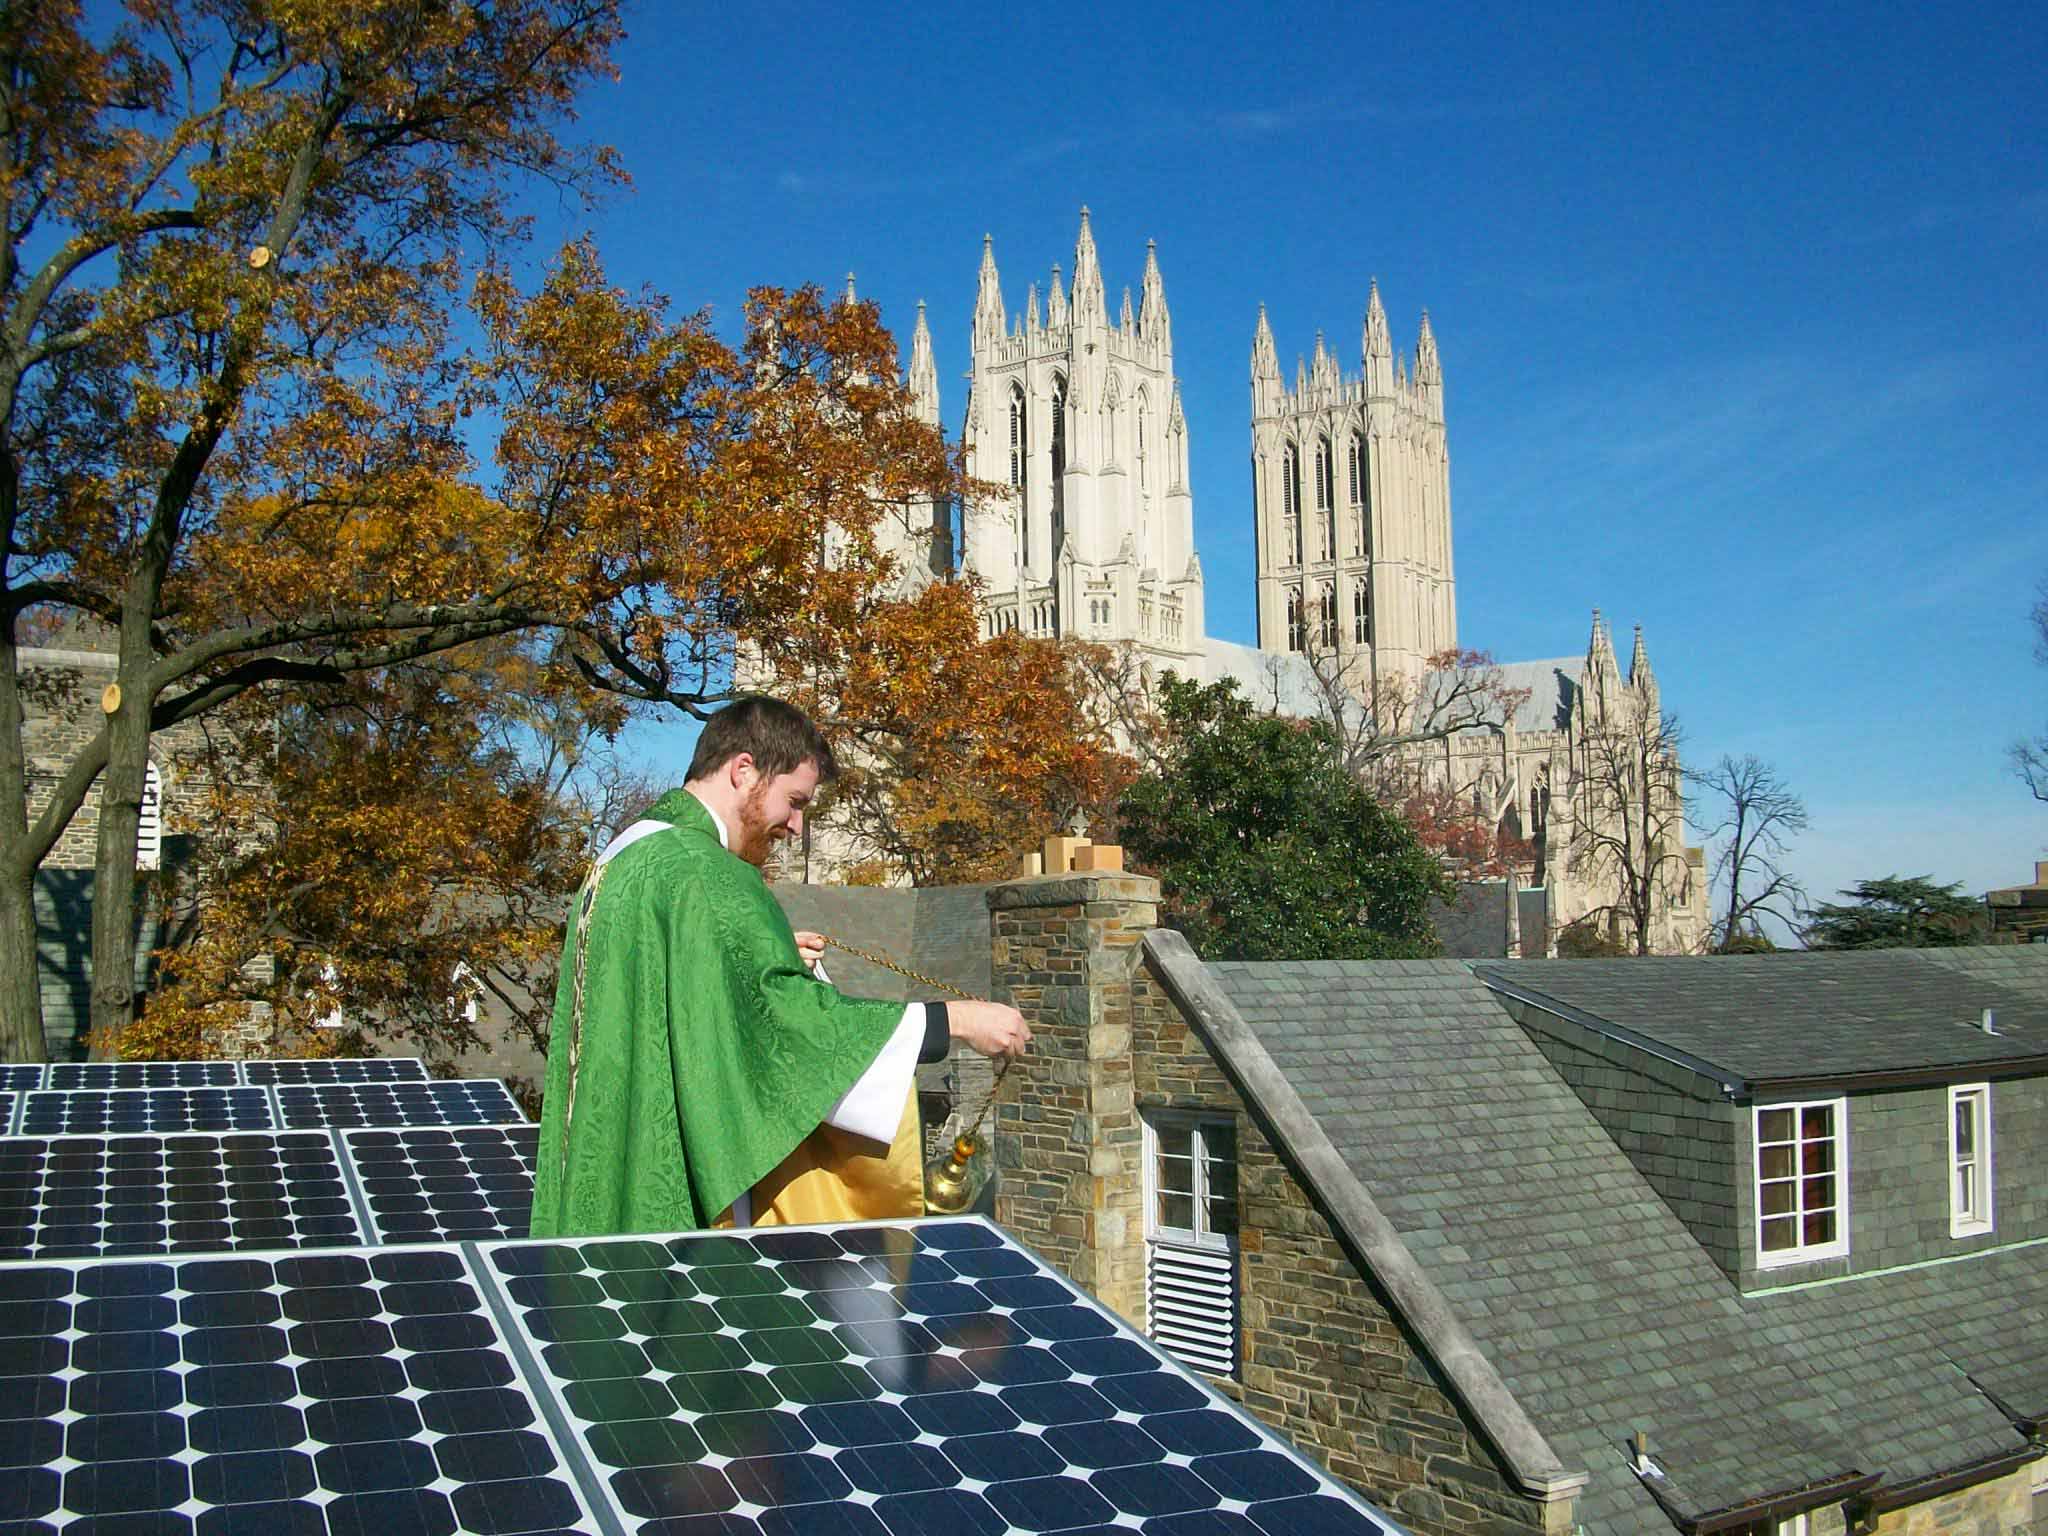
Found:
529,789 -> 907,1237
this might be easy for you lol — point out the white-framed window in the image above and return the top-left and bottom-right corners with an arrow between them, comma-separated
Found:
1948,1083 -> 1993,1238
1775,1515 -> 1809,1536
1754,1098 -> 1848,1267
1143,1113 -> 1240,1377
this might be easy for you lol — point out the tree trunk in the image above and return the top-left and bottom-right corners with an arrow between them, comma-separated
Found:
0,629 -> 47,1062
87,645 -> 152,1055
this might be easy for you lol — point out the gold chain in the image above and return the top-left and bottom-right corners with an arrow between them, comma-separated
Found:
819,934 -> 1015,1143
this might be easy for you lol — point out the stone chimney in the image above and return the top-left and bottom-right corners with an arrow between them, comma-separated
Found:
986,870 -> 1158,1320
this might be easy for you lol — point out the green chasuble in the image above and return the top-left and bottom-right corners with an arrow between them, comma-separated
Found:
529,789 -> 908,1237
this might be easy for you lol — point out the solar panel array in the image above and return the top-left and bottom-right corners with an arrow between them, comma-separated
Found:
0,1060 -> 1408,1534
11,1057 -> 430,1091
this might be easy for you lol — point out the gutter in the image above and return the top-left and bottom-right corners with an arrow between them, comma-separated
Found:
1144,930 -> 1590,1505
1651,1471 -> 1881,1536
1853,1443 -> 2046,1522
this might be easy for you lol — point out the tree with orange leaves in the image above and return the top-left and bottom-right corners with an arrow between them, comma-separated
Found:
0,1 -> 627,1059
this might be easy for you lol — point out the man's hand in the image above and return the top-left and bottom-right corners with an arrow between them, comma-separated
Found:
793,930 -> 827,970
948,1000 -> 1032,1060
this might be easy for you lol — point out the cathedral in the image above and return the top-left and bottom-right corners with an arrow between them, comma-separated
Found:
894,210 -> 1708,954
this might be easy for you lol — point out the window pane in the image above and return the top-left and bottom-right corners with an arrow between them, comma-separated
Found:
1802,1175 -> 1835,1212
1761,1216 -> 1797,1251
1801,1105 -> 1833,1140
1955,1100 -> 1976,1157
1758,1109 -> 1794,1143
1760,1180 -> 1796,1216
1158,1150 -> 1194,1197
1802,1211 -> 1835,1246
1800,1139 -> 1834,1174
1760,1145 -> 1794,1180
1158,1191 -> 1194,1231
1956,1167 -> 1975,1216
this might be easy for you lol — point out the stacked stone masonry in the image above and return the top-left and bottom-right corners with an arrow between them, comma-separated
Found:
988,871 -> 1561,1536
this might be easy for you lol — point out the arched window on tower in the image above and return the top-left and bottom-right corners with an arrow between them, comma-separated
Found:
1318,583 -> 1337,648
137,760 -> 163,872
1135,392 -> 1149,495
1353,583 -> 1371,645
1286,587 -> 1305,652
1350,433 -> 1369,557
1049,375 -> 1067,563
1316,437 -> 1335,561
1281,443 -> 1302,566
1010,385 -> 1029,566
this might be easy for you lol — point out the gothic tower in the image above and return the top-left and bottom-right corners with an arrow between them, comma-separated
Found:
958,210 -> 1204,665
1250,281 -> 1454,692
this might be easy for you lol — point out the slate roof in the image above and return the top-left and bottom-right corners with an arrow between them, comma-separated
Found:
1493,656 -> 1582,736
1478,949 -> 2048,1084
1185,955 -> 2045,1533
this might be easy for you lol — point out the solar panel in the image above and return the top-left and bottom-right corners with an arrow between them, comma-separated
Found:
0,1091 -> 15,1136
0,1063 -> 42,1092
346,1125 -> 539,1245
482,1217 -> 1405,1536
242,1056 -> 431,1085
0,1132 -> 364,1261
0,1246 -> 598,1534
275,1078 -> 527,1130
46,1060 -> 240,1089
19,1086 -> 276,1136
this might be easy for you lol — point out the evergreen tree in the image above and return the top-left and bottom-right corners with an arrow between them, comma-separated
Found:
1116,676 -> 1448,961
1800,876 -> 1985,949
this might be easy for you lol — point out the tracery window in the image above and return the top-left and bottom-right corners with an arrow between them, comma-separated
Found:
1281,444 -> 1303,566
1353,584 -> 1371,645
1350,433 -> 1369,557
1285,588 -> 1304,651
1318,584 -> 1337,648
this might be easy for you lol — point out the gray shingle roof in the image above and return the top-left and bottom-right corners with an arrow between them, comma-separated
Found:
1190,955 -> 2043,1533
1478,950 -> 2048,1084
1494,656 -> 1581,735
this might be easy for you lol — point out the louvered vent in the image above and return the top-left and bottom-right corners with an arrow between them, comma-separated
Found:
1146,1240 -> 1237,1378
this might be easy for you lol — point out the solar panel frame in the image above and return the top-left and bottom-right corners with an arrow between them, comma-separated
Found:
0,1242 -> 604,1535
274,1077 -> 528,1130
241,1056 -> 431,1086
345,1124 -> 540,1246
0,1130 -> 366,1263
45,1059 -> 241,1089
474,1215 -> 1406,1536
18,1085 -> 277,1136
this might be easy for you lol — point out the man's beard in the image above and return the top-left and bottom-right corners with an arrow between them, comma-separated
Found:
734,781 -> 782,868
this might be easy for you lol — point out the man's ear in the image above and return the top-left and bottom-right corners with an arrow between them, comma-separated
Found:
726,752 -> 758,793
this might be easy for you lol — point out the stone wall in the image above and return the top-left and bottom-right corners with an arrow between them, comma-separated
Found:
1503,998 -> 1741,1277
986,871 -> 1569,1536
1870,1461 -> 2035,1535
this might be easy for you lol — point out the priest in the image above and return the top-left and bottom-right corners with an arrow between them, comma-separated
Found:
529,695 -> 1030,1237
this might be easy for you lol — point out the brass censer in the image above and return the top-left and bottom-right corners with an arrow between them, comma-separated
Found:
820,936 -> 1016,1215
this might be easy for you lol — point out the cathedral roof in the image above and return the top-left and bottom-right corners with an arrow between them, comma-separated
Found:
1493,656 -> 1582,735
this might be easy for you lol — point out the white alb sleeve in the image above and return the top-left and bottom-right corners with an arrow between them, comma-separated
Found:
821,1004 -> 923,1143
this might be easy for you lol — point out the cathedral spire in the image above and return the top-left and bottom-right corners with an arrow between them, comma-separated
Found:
1025,280 -> 1041,334
908,299 -> 939,425
1119,284 -> 1134,331
1047,262 -> 1068,328
1251,304 -> 1281,417
1071,205 -> 1108,329
974,234 -> 1005,350
1363,277 -> 1394,395
842,271 -> 858,306
1629,622 -> 1660,714
1415,307 -> 1443,421
1139,237 -> 1171,351
1312,329 -> 1339,395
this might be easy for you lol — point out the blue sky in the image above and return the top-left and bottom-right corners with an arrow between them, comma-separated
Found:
534,0 -> 2048,913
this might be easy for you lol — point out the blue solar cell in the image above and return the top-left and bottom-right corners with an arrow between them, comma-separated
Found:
344,1124 -> 538,1244
47,1061 -> 238,1090
274,1078 -> 525,1129
21,1087 -> 274,1135
242,1057 -> 430,1085
0,1248 -> 595,1536
0,1133 -> 362,1261
0,1063 -> 41,1091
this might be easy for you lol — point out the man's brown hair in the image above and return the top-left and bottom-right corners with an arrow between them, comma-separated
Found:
685,696 -> 837,784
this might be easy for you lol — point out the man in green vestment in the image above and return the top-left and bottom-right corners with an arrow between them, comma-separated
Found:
530,695 -> 1029,1237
